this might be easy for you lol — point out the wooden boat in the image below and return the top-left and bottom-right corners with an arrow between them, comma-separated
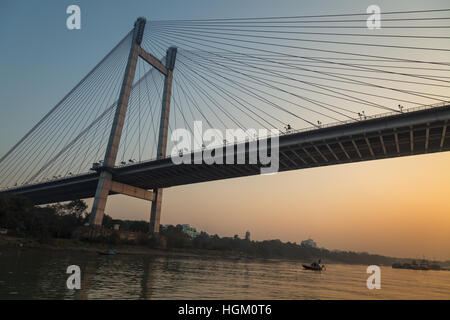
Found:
97,249 -> 116,255
302,264 -> 325,271
392,260 -> 434,270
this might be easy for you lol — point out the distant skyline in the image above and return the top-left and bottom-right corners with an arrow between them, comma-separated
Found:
1,0 -> 450,260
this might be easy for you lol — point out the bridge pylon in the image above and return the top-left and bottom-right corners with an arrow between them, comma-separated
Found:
89,17 -> 177,235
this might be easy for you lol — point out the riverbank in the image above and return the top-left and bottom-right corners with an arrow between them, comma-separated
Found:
2,234 -> 449,269
0,234 -> 268,261
0,234 -> 362,265
3,195 -> 448,267
0,234 -> 396,266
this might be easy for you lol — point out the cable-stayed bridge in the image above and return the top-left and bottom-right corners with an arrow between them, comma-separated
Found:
1,10 -> 450,233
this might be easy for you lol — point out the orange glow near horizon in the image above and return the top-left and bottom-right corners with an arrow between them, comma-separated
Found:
98,151 -> 450,261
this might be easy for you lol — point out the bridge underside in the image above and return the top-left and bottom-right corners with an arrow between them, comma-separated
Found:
2,105 -> 450,205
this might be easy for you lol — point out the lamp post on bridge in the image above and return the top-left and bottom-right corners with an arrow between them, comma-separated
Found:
88,17 -> 177,236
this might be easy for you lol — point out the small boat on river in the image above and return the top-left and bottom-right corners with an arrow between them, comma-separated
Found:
97,249 -> 116,256
303,260 -> 326,271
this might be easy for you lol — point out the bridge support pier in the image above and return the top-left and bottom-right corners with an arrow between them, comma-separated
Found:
89,171 -> 113,226
149,188 -> 163,234
89,18 -> 145,227
88,17 -> 177,234
149,47 -> 177,235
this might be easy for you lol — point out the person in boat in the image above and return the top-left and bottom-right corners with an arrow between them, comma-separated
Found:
310,259 -> 323,269
310,260 -> 320,268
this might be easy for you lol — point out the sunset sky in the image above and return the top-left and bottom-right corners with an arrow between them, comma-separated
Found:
0,0 -> 449,260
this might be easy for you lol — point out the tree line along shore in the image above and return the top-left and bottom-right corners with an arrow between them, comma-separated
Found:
1,194 -> 448,267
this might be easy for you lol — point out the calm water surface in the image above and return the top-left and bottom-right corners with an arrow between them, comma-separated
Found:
0,248 -> 449,299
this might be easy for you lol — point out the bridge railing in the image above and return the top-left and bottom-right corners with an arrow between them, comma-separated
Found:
114,100 -> 449,166
284,101 -> 450,136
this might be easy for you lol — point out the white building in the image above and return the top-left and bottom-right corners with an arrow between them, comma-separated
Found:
182,224 -> 200,238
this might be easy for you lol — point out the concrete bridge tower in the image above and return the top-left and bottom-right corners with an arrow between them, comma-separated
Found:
89,17 -> 177,235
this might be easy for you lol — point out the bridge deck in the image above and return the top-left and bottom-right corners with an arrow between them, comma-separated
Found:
2,104 -> 449,204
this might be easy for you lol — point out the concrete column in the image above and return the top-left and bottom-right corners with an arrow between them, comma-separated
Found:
89,171 -> 112,225
149,47 -> 177,234
89,18 -> 146,227
149,188 -> 163,234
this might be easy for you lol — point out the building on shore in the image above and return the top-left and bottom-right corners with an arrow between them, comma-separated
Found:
182,224 -> 200,238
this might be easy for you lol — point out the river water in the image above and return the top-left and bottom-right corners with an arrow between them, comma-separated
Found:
0,248 -> 449,299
